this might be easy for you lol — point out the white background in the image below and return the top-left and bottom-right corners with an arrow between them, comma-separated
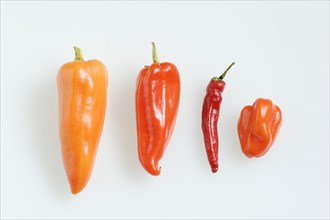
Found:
1,1 -> 329,219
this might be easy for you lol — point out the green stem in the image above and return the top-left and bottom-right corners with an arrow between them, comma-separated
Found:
152,42 -> 159,64
219,62 -> 235,80
73,46 -> 84,61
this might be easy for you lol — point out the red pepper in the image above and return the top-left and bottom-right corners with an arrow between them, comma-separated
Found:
201,62 -> 235,173
136,42 -> 180,176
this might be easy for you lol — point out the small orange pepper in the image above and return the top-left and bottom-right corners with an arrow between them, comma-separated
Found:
57,47 -> 108,194
237,98 -> 282,158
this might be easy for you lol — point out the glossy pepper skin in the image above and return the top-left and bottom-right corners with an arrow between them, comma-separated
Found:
136,42 -> 180,176
57,47 -> 108,194
237,98 -> 282,158
202,62 -> 235,173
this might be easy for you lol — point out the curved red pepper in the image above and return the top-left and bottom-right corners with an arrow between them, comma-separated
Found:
136,42 -> 180,176
202,62 -> 235,173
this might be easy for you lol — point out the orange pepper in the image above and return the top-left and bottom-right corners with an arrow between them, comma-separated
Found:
57,47 -> 108,194
136,42 -> 180,176
237,98 -> 282,158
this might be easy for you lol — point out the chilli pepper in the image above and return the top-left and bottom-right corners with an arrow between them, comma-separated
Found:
136,42 -> 180,176
202,62 -> 235,173
237,98 -> 282,158
57,47 -> 108,194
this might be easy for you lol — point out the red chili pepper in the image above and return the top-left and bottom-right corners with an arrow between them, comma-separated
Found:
201,62 -> 235,173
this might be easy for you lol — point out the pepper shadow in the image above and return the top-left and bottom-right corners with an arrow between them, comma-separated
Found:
192,82 -> 211,171
221,100 -> 247,162
107,67 -> 147,181
29,66 -> 69,198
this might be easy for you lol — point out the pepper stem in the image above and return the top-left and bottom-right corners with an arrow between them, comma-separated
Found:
219,62 -> 235,80
152,42 -> 160,64
73,46 -> 84,61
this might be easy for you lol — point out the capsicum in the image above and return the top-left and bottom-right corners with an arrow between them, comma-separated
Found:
237,98 -> 282,158
57,47 -> 108,194
135,42 -> 180,176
